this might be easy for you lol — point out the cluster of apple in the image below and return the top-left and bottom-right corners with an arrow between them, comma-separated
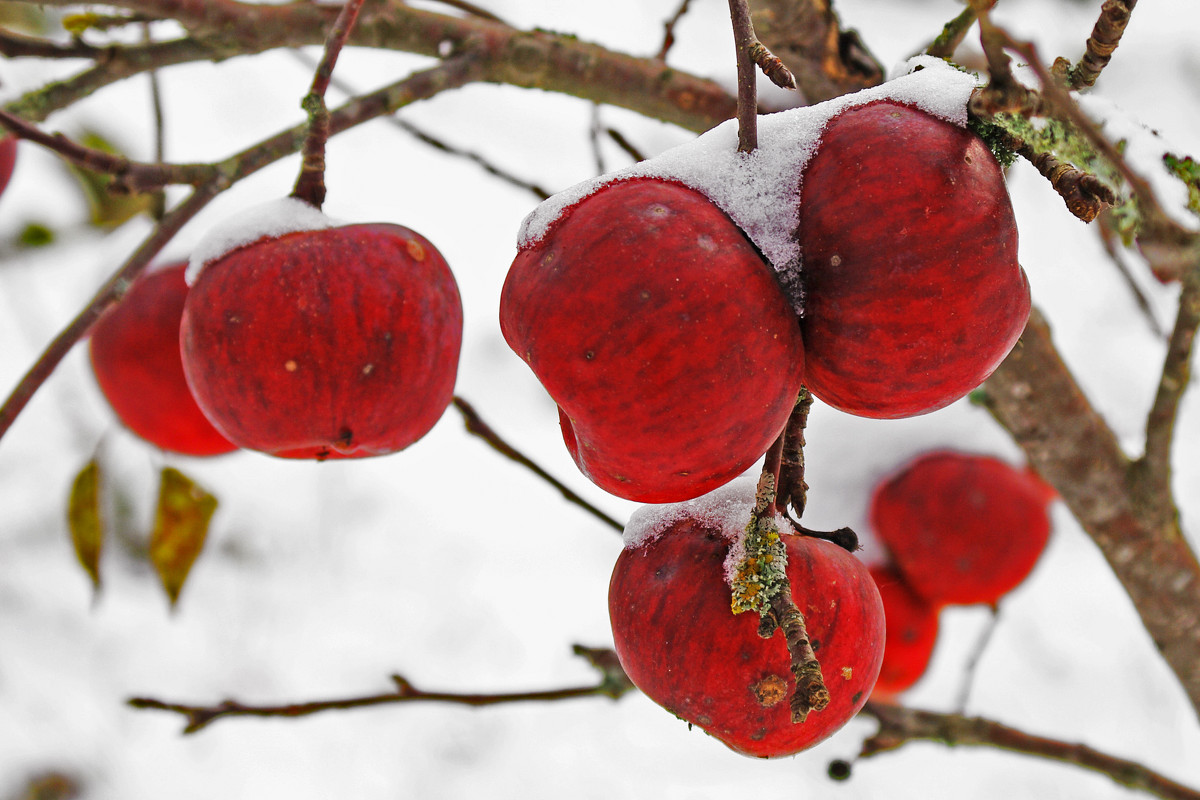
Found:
867,451 -> 1057,698
501,95 -> 1030,505
89,202 -> 463,461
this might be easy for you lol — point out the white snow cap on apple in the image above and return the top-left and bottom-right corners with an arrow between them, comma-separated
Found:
518,56 -> 978,292
186,197 -> 342,284
623,476 -> 791,586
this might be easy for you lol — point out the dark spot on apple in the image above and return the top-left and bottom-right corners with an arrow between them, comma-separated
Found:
811,638 -> 821,652
750,728 -> 767,741
585,350 -> 595,360
851,690 -> 863,704
697,714 -> 713,726
336,426 -> 353,447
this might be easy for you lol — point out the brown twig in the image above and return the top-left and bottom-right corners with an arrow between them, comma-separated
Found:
924,5 -> 979,59
860,702 -> 1200,800
656,0 -> 693,61
450,397 -> 624,533
768,591 -> 829,723
727,0 -> 758,153
604,127 -> 647,164
777,388 -> 812,517
1014,138 -> 1117,223
1062,0 -> 1138,90
1138,272 -> 1200,496
1098,213 -> 1168,338
426,0 -> 506,24
290,0 -> 365,209
0,109 -> 216,193
129,661 -> 635,735
748,41 -> 796,90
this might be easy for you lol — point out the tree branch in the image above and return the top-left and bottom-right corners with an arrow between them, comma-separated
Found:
450,397 -> 624,534
978,308 -> 1200,720
860,701 -> 1200,800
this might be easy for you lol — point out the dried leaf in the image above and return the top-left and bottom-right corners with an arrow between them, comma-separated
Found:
64,130 -> 158,229
67,459 -> 104,594
149,467 -> 217,608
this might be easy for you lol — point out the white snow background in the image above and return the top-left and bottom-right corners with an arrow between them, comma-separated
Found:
1,0 -> 1198,798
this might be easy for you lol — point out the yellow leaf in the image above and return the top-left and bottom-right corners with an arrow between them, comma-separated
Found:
67,459 -> 104,594
149,467 -> 217,608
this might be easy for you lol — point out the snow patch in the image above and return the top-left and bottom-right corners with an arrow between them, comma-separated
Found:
186,197 -> 342,284
622,476 -> 787,550
517,57 -> 978,297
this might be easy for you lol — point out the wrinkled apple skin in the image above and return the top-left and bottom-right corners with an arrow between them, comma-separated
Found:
796,101 -> 1031,419
181,224 -> 462,459
870,451 -> 1054,606
0,136 -> 16,198
500,178 -> 805,503
88,263 -> 238,457
869,562 -> 940,699
609,518 -> 884,757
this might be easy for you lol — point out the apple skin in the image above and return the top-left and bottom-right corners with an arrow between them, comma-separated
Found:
868,562 -> 940,699
181,224 -> 462,459
88,262 -> 238,457
500,177 -> 805,503
870,451 -> 1054,607
796,101 -> 1031,419
0,136 -> 16,198
609,517 -> 884,757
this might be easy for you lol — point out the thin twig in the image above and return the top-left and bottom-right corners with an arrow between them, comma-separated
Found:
657,0 -> 693,61
589,103 -> 607,176
924,5 -> 978,59
1138,273 -> 1200,494
1013,138 -> 1116,223
954,604 -> 1001,712
450,397 -> 624,533
146,22 -> 167,220
604,127 -> 647,164
1064,0 -> 1138,90
425,0 -> 506,23
291,0 -> 365,209
860,702 -> 1200,800
777,388 -> 812,517
1097,213 -> 1168,338
129,666 -> 634,735
727,0 -> 758,153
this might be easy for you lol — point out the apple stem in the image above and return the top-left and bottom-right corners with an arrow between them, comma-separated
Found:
726,0 -> 758,153
290,0 -> 366,210
778,387 -> 813,517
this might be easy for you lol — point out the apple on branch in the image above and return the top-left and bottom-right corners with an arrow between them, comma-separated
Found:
180,198 -> 463,460
609,479 -> 884,757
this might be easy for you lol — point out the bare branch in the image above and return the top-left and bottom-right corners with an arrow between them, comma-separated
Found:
450,397 -> 624,534
657,0 -> 694,61
1063,0 -> 1139,90
861,702 -> 1200,800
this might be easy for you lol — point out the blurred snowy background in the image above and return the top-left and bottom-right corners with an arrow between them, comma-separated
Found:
1,0 -> 1198,797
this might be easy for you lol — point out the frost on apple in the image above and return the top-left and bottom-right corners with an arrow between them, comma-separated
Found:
518,56 -> 978,306
186,197 -> 342,284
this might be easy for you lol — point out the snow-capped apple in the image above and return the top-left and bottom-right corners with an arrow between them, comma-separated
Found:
89,262 -> 237,457
500,177 -> 805,503
609,481 -> 884,757
870,451 -> 1054,606
868,562 -> 940,699
181,199 -> 462,459
0,135 -> 16,198
795,100 -> 1030,418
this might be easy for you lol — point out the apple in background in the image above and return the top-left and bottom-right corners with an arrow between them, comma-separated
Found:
795,101 -> 1030,419
0,135 -> 16,198
869,562 -> 940,699
500,177 -> 805,503
181,222 -> 462,459
870,451 -> 1055,607
609,497 -> 883,757
88,262 -> 237,457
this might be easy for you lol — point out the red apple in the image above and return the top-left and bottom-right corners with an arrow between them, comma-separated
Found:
609,501 -> 884,757
181,222 -> 462,459
868,562 -> 940,699
500,177 -> 805,503
795,100 -> 1030,418
0,135 -> 16,198
89,262 -> 237,457
870,450 -> 1054,606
